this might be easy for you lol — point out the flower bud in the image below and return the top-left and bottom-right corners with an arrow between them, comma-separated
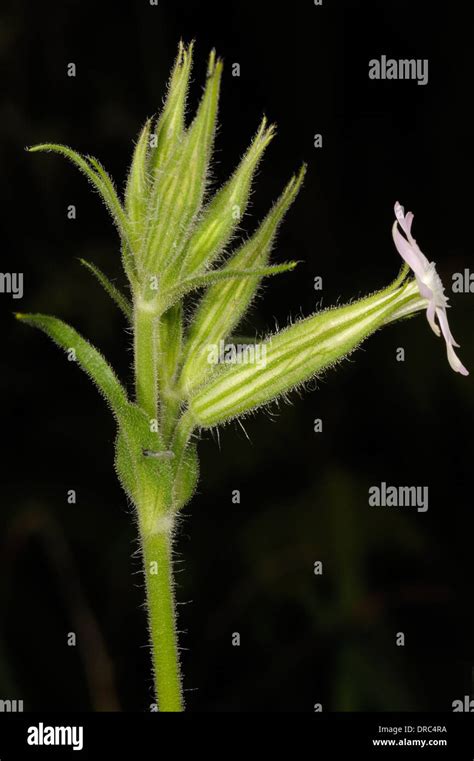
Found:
140,51 -> 223,284
187,280 -> 422,428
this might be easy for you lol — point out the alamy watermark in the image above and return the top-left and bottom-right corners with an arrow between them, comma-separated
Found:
27,722 -> 83,752
207,340 -> 267,369
369,55 -> 429,86
452,269 -> 474,293
0,272 -> 23,299
452,695 -> 474,711
369,482 -> 429,512
0,698 -> 23,712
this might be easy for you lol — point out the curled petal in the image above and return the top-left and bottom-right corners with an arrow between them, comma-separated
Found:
394,202 -> 410,235
446,342 -> 469,376
436,308 -> 468,375
392,222 -> 428,281
404,210 -> 414,235
394,202 -> 430,268
426,300 -> 440,337
436,307 -> 460,349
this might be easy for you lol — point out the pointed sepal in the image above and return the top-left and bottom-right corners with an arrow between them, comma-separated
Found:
179,166 -> 306,393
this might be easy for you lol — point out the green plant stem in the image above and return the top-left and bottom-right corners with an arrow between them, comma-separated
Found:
141,524 -> 183,712
134,300 -> 184,711
134,302 -> 158,418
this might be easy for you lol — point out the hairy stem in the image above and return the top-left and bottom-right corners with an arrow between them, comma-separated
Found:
134,301 -> 183,710
134,301 -> 158,419
141,522 -> 183,712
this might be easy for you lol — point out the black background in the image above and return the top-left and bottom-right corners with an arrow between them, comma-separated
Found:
1,0 -> 473,712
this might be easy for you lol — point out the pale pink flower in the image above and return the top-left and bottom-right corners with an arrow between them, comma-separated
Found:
392,202 -> 468,376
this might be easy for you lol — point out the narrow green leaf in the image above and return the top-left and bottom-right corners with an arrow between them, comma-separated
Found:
15,312 -> 130,419
161,261 -> 298,312
16,312 -> 174,517
28,145 -> 128,240
79,259 -> 132,321
28,144 -> 137,283
86,155 -> 137,281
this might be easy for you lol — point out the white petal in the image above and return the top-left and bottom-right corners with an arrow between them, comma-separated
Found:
392,223 -> 427,281
404,211 -> 414,234
436,307 -> 458,347
426,301 -> 440,336
436,308 -> 468,375
394,201 -> 410,227
447,342 -> 469,376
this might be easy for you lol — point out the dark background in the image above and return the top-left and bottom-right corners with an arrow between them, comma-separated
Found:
1,0 -> 473,711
